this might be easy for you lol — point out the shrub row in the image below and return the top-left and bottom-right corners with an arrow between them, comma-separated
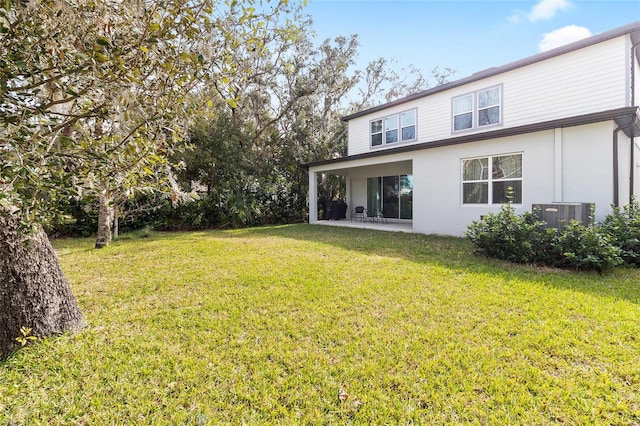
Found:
466,200 -> 640,272
49,180 -> 308,237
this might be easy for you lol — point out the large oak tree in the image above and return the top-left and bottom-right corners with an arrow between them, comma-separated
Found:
0,0 -> 299,358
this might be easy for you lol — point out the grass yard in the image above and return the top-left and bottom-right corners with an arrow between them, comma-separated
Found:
1,224 -> 640,424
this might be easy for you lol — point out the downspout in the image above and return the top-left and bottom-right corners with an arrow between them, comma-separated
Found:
630,40 -> 640,204
614,39 -> 640,207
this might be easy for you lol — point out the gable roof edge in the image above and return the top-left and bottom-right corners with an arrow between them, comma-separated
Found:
342,21 -> 640,122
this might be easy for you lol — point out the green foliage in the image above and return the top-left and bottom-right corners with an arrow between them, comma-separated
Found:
225,191 -> 261,227
170,109 -> 308,230
554,221 -> 621,272
599,199 -> 640,266
47,199 -> 98,238
466,204 -> 623,272
1,0 -> 302,228
14,327 -> 37,347
466,204 -> 553,264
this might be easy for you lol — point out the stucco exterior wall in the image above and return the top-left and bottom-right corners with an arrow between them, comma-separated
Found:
562,122 -> 617,215
409,122 -> 618,236
412,131 -> 554,236
311,121 -> 630,236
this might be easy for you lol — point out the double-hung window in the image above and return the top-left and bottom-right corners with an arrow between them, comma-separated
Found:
453,85 -> 502,132
462,153 -> 522,204
371,120 -> 383,146
478,87 -> 500,126
370,109 -> 417,147
400,110 -> 416,141
385,115 -> 398,144
453,94 -> 473,131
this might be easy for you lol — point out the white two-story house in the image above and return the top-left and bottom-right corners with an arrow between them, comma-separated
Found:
305,21 -> 640,236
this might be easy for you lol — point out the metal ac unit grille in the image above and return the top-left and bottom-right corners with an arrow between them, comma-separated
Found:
532,203 -> 595,229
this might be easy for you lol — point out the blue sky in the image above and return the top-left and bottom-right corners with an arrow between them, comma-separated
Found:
304,0 -> 639,84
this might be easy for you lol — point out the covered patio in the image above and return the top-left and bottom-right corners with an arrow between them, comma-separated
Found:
313,219 -> 413,233
307,155 -> 414,232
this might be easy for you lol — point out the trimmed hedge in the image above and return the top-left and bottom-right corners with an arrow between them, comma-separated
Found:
466,203 -> 632,272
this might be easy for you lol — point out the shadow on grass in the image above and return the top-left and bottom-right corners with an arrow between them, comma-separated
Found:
52,224 -> 640,304
229,223 -> 640,305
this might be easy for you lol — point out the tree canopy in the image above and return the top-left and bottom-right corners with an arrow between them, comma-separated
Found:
0,0 -> 301,228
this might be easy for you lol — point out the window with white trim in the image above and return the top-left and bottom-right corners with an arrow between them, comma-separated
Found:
385,115 -> 398,144
453,94 -> 473,131
400,110 -> 416,141
370,109 -> 417,147
371,119 -> 383,146
452,85 -> 502,132
462,153 -> 522,204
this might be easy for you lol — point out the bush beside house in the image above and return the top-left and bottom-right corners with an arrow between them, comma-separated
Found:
466,201 -> 640,272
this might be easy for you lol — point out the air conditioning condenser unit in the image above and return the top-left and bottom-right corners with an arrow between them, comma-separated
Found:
532,202 -> 595,229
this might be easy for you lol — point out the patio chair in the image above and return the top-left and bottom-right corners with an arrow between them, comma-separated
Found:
369,209 -> 387,224
352,205 -> 366,222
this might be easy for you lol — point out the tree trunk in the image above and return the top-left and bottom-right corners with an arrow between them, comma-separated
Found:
113,211 -> 119,240
95,193 -> 114,248
0,213 -> 85,359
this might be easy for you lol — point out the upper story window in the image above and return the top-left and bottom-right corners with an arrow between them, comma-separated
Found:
370,109 -> 417,148
401,110 -> 416,140
385,115 -> 398,143
452,85 -> 502,132
453,94 -> 473,131
462,153 -> 522,204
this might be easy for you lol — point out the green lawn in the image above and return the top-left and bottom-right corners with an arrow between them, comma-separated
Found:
2,224 -> 640,424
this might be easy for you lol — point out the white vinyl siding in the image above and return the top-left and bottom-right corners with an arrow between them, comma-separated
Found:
347,36 -> 628,157
504,37 -> 626,126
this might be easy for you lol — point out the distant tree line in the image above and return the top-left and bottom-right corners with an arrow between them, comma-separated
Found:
49,14 -> 455,238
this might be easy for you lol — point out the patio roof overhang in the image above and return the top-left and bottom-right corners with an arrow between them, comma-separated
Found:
303,106 -> 640,170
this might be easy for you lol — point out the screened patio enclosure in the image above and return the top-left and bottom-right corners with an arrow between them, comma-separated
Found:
308,159 -> 413,227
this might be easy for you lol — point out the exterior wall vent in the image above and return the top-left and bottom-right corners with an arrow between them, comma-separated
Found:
532,203 -> 595,229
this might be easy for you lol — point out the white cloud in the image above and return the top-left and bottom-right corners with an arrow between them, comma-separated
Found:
528,0 -> 572,22
507,13 -> 523,23
538,25 -> 593,51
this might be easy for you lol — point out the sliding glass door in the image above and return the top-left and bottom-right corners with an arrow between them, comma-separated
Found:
367,175 -> 413,219
382,176 -> 399,218
400,175 -> 413,219
367,177 -> 382,216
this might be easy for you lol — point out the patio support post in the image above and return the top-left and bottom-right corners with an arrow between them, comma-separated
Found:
308,169 -> 318,223
345,177 -> 351,220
